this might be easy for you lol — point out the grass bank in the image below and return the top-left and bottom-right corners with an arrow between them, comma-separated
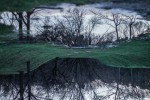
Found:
0,40 -> 150,74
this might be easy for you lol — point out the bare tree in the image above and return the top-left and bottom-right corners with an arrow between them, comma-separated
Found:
55,8 -> 86,46
93,12 -> 124,41
119,24 -> 129,39
55,16 -> 75,46
85,16 -> 101,45
12,10 -> 35,41
106,13 -> 124,41
36,17 -> 63,43
133,21 -> 148,35
68,8 -> 85,36
96,30 -> 115,48
123,15 -> 136,39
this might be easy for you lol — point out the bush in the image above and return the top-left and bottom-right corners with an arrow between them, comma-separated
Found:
0,23 -> 14,35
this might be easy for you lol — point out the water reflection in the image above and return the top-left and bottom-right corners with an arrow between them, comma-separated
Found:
0,58 -> 150,100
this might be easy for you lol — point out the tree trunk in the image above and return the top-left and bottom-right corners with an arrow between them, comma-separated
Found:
115,25 -> 119,41
18,12 -> 23,41
129,24 -> 132,40
27,12 -> 31,41
88,37 -> 91,45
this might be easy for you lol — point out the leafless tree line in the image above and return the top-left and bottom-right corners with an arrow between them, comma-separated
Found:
35,8 -> 150,47
93,11 -> 150,42
35,8 -> 100,47
1,7 -> 149,46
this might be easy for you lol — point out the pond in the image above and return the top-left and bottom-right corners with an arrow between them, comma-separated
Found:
0,58 -> 150,100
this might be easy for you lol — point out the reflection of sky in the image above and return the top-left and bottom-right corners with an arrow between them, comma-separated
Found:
0,3 -> 146,36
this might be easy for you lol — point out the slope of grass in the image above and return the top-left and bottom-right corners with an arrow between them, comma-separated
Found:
0,41 -> 150,74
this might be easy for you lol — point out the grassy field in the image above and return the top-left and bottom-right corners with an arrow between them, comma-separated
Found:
0,40 -> 150,74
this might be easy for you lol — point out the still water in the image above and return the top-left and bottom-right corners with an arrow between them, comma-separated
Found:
0,58 -> 150,100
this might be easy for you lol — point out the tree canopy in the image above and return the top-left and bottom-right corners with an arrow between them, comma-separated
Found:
0,0 -> 94,12
0,0 -> 39,11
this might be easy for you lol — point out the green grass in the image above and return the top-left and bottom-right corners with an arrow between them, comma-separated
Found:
0,41 -> 150,74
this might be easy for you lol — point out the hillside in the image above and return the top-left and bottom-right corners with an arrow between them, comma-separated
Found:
0,40 -> 150,74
